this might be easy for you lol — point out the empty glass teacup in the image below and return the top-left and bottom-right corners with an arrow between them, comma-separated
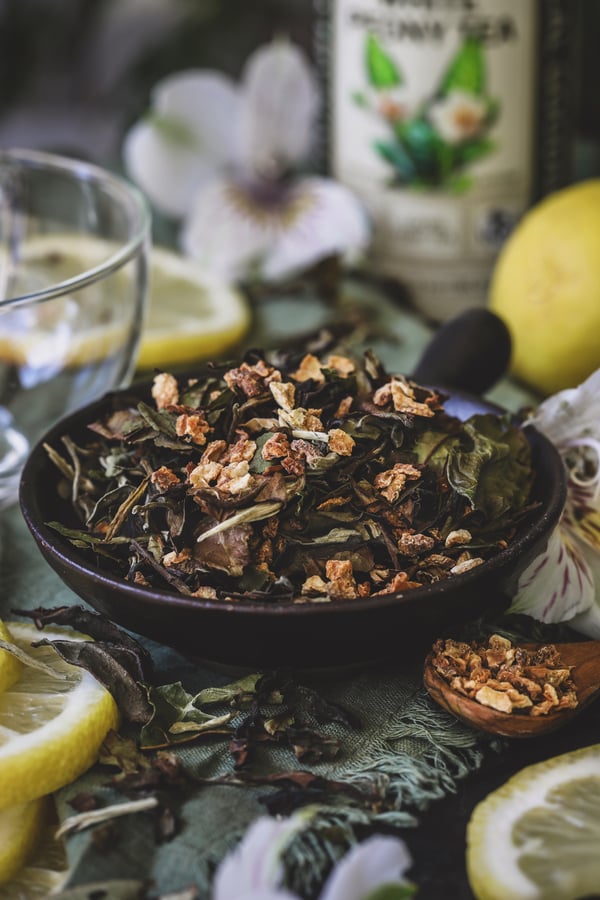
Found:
0,148 -> 150,508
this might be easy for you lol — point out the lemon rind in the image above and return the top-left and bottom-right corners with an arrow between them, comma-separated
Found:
467,744 -> 600,900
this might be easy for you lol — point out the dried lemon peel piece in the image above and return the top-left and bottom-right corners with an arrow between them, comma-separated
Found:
431,635 -> 578,717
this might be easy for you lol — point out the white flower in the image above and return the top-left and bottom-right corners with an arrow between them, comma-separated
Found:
124,40 -> 370,282
428,89 -> 487,145
212,816 -> 301,900
510,368 -> 600,636
212,812 -> 414,900
319,835 -> 413,900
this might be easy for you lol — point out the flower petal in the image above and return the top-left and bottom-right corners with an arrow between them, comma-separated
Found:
521,368 -> 600,635
212,816 -> 305,900
320,836 -> 413,900
180,177 -> 271,280
239,40 -> 320,177
510,525 -> 596,623
526,368 -> 600,451
123,120 -> 214,218
261,177 -> 370,280
563,480 -> 600,554
152,70 -> 242,163
566,535 -> 600,636
123,71 -> 241,218
181,175 -> 370,283
216,893 -> 296,900
569,601 -> 600,638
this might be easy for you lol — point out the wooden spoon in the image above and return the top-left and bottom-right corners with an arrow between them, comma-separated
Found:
424,641 -> 600,738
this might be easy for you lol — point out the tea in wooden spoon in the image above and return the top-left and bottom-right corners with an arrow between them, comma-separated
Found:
424,634 -> 600,738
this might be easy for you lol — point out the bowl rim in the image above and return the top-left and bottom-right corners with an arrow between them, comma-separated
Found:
19,384 -> 568,621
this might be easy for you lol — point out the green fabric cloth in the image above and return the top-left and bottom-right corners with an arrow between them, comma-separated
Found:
0,292 -> 535,898
3,506 -> 491,898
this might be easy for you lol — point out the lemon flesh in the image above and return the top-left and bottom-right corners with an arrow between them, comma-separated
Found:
0,820 -> 67,897
136,245 -> 251,370
0,234 -> 136,369
489,179 -> 600,396
0,622 -> 119,810
0,797 -> 46,883
467,743 -> 600,900
0,620 -> 22,694
0,236 -> 251,372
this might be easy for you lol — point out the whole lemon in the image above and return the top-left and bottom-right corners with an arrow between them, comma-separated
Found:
489,179 -> 600,396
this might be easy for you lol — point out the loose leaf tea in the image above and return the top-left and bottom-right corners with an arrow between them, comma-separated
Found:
429,634 -> 579,716
45,350 -> 536,604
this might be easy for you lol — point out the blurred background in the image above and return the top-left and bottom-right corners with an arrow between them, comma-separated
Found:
0,0 -> 598,181
0,0 -> 312,169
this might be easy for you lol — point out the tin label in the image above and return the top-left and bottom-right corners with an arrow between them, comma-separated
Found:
330,0 -> 539,319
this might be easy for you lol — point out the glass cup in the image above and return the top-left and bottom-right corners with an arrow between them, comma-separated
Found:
0,148 -> 150,509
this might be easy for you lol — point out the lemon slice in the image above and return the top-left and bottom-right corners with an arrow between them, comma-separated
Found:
0,233 -> 135,369
136,244 -> 251,370
0,235 -> 251,371
0,620 -> 22,694
0,622 -> 119,810
0,814 -> 67,897
0,797 -> 47,884
467,743 -> 600,900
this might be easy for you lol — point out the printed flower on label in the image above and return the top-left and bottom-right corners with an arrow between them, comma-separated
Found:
124,40 -> 370,282
212,811 -> 415,900
510,369 -> 600,636
376,92 -> 410,124
427,89 -> 488,145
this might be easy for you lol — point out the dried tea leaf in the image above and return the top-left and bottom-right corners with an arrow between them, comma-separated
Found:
43,441 -> 75,479
137,401 -> 179,437
194,672 -> 263,706
288,727 -> 341,763
140,682 -> 236,749
201,769 -> 368,802
57,796 -> 159,838
99,731 -> 152,774
286,684 -> 361,729
45,520 -> 131,547
168,711 -> 234,734
14,606 -> 153,675
34,640 -> 153,724
194,501 -> 282,544
49,881 -> 149,900
263,711 -> 296,735
104,477 -> 150,541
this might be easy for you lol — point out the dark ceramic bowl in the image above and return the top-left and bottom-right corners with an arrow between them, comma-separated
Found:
19,377 -> 567,670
